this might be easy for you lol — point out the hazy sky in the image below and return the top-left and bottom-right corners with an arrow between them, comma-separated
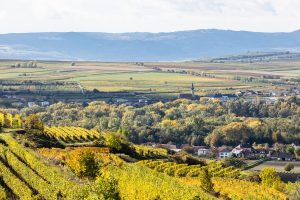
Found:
0,0 -> 300,33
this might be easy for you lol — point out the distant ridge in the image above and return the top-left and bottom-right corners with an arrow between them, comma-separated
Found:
0,29 -> 300,61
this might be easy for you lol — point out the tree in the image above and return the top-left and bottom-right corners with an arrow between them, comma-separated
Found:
94,173 -> 120,200
105,134 -> 122,151
207,122 -> 252,146
259,168 -> 284,191
24,114 -> 44,134
13,114 -> 22,128
67,151 -> 99,178
0,113 -> 4,129
286,145 -> 295,154
199,168 -> 213,192
295,147 -> 300,158
6,113 -> 13,128
284,163 -> 294,172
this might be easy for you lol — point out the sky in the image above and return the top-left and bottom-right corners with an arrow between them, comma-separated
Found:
0,0 -> 300,33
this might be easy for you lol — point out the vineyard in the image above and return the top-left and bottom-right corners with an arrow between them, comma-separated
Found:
137,160 -> 288,199
103,163 -> 216,200
44,126 -> 103,143
0,121 -> 293,200
0,133 -> 97,200
0,112 -> 22,129
132,145 -> 168,158
0,132 -> 218,200
137,160 -> 241,178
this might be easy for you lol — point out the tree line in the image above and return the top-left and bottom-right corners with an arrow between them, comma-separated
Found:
4,96 -> 300,147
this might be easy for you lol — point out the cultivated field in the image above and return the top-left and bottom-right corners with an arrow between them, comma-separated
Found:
1,59 -> 298,95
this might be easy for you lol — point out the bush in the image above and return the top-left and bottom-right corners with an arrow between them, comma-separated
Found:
259,168 -> 284,191
286,181 -> 300,200
67,151 -> 100,178
105,134 -> 122,152
94,173 -> 120,200
199,168 -> 214,192
295,147 -> 300,158
24,114 -> 44,134
284,163 -> 294,172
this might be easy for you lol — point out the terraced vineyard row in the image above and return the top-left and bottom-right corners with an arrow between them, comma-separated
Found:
44,126 -> 102,143
139,160 -> 287,200
138,160 -> 241,178
0,134 -> 93,200
132,145 -> 168,158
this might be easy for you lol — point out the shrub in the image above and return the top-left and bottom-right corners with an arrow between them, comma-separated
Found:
199,168 -> 214,192
284,163 -> 294,172
24,114 -> 44,134
67,151 -> 100,178
286,181 -> 300,200
295,147 -> 300,158
94,173 -> 120,200
259,168 -> 284,191
105,134 -> 122,152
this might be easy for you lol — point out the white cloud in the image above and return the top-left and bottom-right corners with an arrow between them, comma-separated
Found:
0,0 -> 299,33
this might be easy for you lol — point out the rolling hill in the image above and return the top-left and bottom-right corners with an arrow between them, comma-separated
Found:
0,29 -> 300,61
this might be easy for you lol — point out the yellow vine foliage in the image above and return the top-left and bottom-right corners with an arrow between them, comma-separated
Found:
213,177 -> 287,200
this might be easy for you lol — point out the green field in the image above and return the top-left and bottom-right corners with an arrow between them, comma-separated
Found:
0,59 -> 299,99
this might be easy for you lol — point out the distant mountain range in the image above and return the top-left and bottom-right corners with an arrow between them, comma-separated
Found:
0,29 -> 300,61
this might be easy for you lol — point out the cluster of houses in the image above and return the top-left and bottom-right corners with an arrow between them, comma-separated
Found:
114,96 -> 170,107
153,143 -> 298,161
0,94 -> 51,108
28,101 -> 50,107
178,83 -> 299,104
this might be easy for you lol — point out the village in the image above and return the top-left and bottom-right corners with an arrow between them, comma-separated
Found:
151,142 -> 299,161
1,81 -> 299,109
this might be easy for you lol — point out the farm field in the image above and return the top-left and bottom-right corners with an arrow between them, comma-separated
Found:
68,71 -> 247,93
1,59 -> 297,95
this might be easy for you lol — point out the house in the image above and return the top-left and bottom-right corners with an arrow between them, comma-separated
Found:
269,152 -> 295,161
138,99 -> 148,104
231,144 -> 253,158
40,101 -> 50,106
180,145 -> 207,155
205,93 -> 237,102
218,147 -> 233,158
116,98 -> 129,104
197,148 -> 212,156
235,91 -> 245,97
28,102 -> 36,107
